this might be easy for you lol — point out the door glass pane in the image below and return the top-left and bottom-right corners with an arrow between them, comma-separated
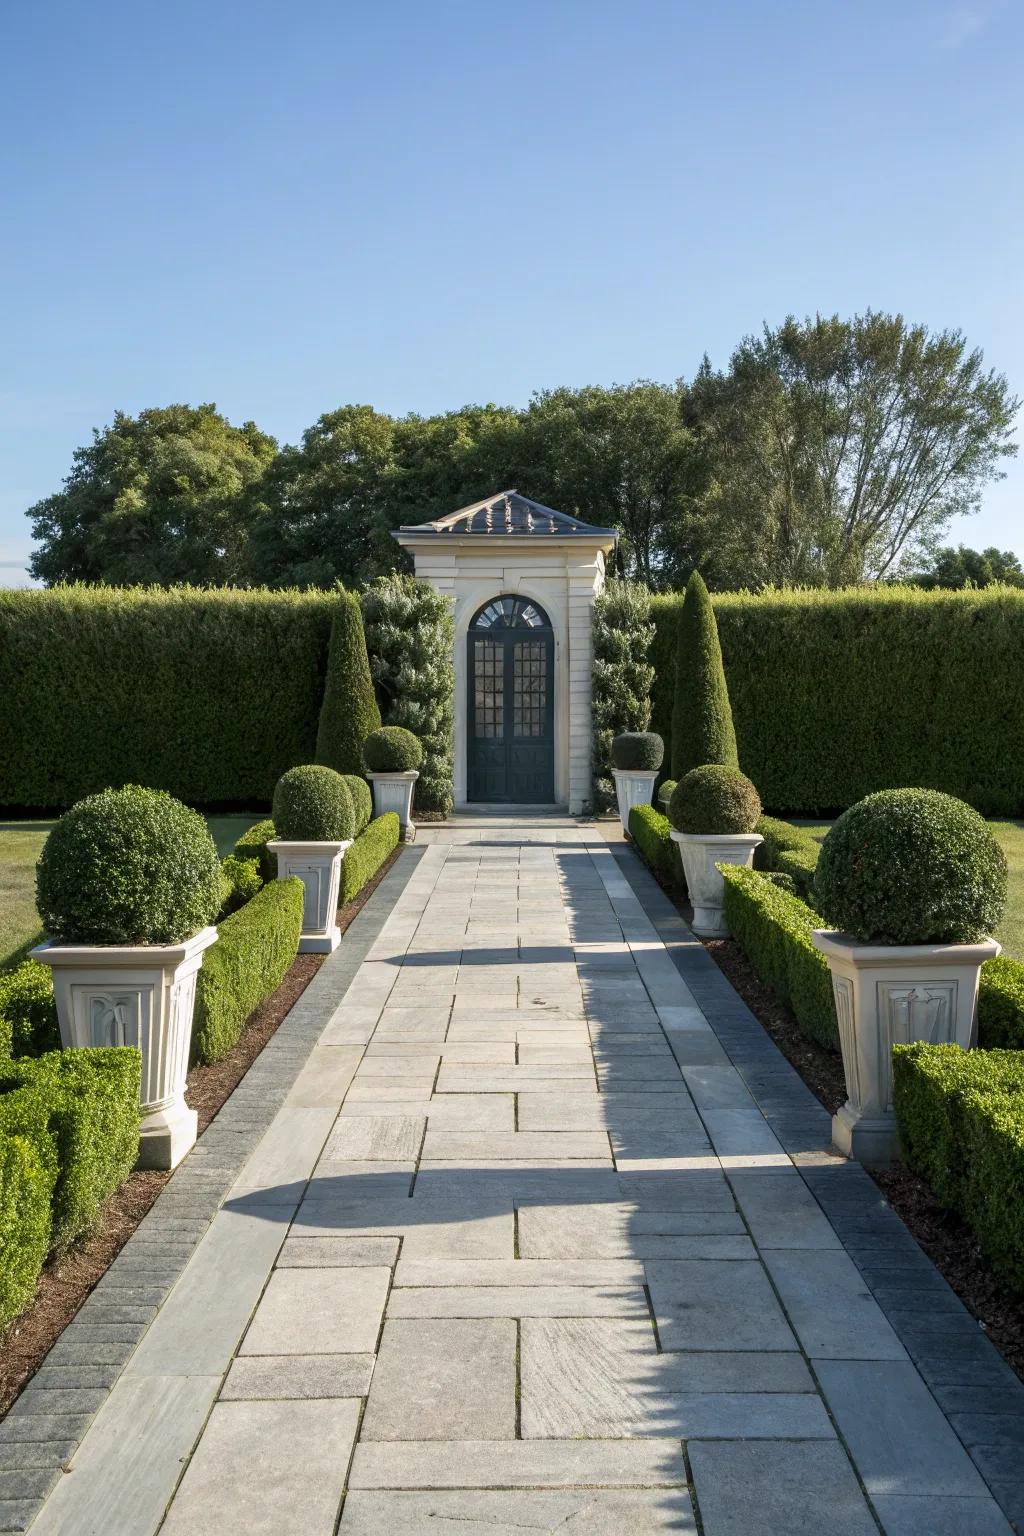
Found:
513,640 -> 546,736
473,639 -> 503,738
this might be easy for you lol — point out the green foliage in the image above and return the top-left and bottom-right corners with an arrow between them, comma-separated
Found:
361,575 -> 454,814
363,726 -> 423,774
0,1126 -> 53,1326
893,1044 -> 1024,1292
0,961 -> 60,1058
341,813 -> 401,906
234,820 -> 278,882
669,765 -> 761,836
611,733 -> 664,772
720,867 -> 839,1049
314,593 -> 381,774
272,765 -> 355,842
756,816 -> 822,902
591,579 -> 656,810
657,779 -> 677,810
342,776 -> 373,834
36,787 -> 222,946
907,545 -> 1024,590
26,404 -> 277,587
978,957 -> 1024,1050
670,572 -> 738,782
815,789 -> 1007,944
192,878 -> 304,1064
628,804 -> 681,890
218,856 -> 262,919
0,587 -> 336,808
650,586 -> 1024,816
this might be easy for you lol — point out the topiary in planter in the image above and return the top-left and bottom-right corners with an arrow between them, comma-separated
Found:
363,726 -> 423,774
342,775 -> 373,834
611,732 -> 664,773
36,786 -> 222,946
670,571 -> 738,781
814,788 -> 1007,945
315,591 -> 381,775
668,764 -> 762,836
272,765 -> 355,842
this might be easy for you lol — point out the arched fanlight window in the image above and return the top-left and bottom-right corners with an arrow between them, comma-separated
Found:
471,595 -> 551,630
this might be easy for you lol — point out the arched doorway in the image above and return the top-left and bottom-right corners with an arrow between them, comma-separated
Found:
468,595 -> 555,803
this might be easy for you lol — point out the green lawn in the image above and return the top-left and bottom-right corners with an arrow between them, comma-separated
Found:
0,814 -> 258,970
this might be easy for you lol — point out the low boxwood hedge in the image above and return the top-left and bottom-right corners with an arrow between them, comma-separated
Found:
218,855 -> 263,918
628,804 -> 680,891
192,877 -> 305,1065
341,813 -> 400,907
893,1043 -> 1024,1292
234,819 -> 277,883
0,960 -> 60,1058
0,1127 -> 53,1326
978,956 -> 1024,1050
755,816 -> 821,903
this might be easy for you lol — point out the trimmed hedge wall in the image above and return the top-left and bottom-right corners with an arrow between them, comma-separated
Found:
628,804 -> 680,891
893,1044 -> 1024,1292
192,877 -> 304,1064
651,587 -> 1024,815
0,1127 -> 52,1326
234,819 -> 278,883
0,960 -> 60,1058
978,957 -> 1024,1051
0,587 -> 337,808
341,813 -> 400,907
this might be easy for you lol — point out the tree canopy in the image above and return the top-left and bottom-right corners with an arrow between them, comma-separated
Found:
904,544 -> 1024,589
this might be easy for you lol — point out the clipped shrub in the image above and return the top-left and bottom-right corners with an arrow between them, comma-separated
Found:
363,726 -> 423,774
978,956 -> 1024,1050
362,575 -> 455,815
669,764 -> 762,836
670,571 -> 738,782
342,775 -> 373,834
0,1127 -> 53,1325
341,813 -> 401,906
234,819 -> 277,883
36,786 -> 222,946
814,788 -> 1007,945
611,732 -> 664,773
591,579 -> 656,811
192,878 -> 304,1064
658,778 -> 677,809
628,804 -> 681,890
272,765 -> 355,842
756,816 -> 823,903
218,855 -> 262,918
0,960 -> 60,1058
315,592 -> 381,775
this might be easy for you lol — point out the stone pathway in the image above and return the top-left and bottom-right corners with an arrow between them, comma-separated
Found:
17,817 -> 1024,1535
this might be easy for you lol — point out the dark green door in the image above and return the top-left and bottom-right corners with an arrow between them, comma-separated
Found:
468,596 -> 555,803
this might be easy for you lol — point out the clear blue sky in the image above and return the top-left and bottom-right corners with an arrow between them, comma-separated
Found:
2,0 -> 1022,581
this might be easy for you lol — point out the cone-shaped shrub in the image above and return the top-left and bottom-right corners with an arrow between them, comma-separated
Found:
670,572 -> 738,781
272,765 -> 355,841
315,592 -> 381,775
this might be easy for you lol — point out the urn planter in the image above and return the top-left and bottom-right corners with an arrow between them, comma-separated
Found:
366,770 -> 418,830
811,930 -> 1001,1166
612,769 -> 658,834
31,926 -> 219,1170
669,830 -> 763,938
268,839 -> 351,953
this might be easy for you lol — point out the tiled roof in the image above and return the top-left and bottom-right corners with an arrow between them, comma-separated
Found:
395,490 -> 617,539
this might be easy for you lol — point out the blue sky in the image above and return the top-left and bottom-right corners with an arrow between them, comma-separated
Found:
2,0 -> 1021,581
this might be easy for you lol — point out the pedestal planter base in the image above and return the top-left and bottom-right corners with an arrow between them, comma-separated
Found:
670,830 -> 763,938
367,771 -> 419,830
812,930 -> 1001,1167
268,840 -> 351,954
612,769 -> 658,834
31,926 -> 218,1171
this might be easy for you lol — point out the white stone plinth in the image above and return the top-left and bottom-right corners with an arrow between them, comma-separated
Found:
367,771 -> 419,830
612,769 -> 659,834
811,930 -> 1001,1166
31,926 -> 219,1170
268,840 -> 351,953
669,830 -> 763,938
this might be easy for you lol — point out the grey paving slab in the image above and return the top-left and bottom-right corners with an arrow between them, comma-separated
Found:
220,1353 -> 375,1399
338,1488 -> 698,1533
277,1236 -> 400,1267
386,1283 -> 650,1318
727,1170 -> 843,1249
321,1115 -> 425,1161
646,1259 -> 798,1351
394,1259 -> 645,1287
870,1494 -> 1013,1534
516,1202 -> 747,1257
336,1093 -> 515,1129
688,1440 -> 877,1536
348,1436 -> 688,1488
241,1267 -> 391,1355
361,1319 -> 515,1440
763,1249 -> 908,1360
422,1130 -> 612,1160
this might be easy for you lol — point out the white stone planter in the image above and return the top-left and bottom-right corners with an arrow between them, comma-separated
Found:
367,770 -> 418,830
31,926 -> 218,1170
612,768 -> 659,834
811,930 -> 1001,1166
669,830 -> 763,938
268,839 -> 351,954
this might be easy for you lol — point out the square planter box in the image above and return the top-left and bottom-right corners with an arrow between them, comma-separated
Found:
670,829 -> 763,938
31,926 -> 219,1170
367,770 -> 418,830
811,929 -> 1001,1166
268,839 -> 352,953
612,768 -> 659,834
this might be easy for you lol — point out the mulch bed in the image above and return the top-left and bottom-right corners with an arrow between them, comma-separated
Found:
0,845 -> 402,1418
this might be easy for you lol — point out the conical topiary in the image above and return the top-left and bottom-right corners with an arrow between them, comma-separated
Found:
315,591 -> 381,775
670,571 -> 738,780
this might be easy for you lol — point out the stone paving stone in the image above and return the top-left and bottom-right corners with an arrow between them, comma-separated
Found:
763,1250 -> 908,1360
221,1353 -> 375,1399
394,1259 -> 645,1287
727,1170 -> 842,1249
345,1079 -> 437,1100
435,1068 -> 597,1092
616,1170 -> 735,1209
284,1045 -> 362,1107
422,1131 -> 612,1160
869,1495 -> 1013,1535
517,1202 -> 750,1258
362,1319 -> 515,1440
517,1091 -> 695,1131
321,1116 -> 425,1161
688,1441 -> 877,1536
348,1437 -> 688,1489
355,1055 -> 442,1077
386,1284 -> 650,1318
646,1260 -> 798,1351
336,1094 -> 515,1129
160,1398 -> 360,1535
338,1488 -> 698,1532
241,1268 -> 391,1354
301,1164 -> 415,1203
277,1236 -> 400,1267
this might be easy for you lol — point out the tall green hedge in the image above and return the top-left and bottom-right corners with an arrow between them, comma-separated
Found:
651,586 -> 1024,815
315,592 -> 381,775
0,587 -> 336,808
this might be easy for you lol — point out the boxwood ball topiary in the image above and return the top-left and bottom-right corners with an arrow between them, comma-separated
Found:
36,786 -> 222,946
611,732 -> 664,773
272,765 -> 355,842
669,764 -> 762,836
814,788 -> 1007,945
363,726 -> 423,774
